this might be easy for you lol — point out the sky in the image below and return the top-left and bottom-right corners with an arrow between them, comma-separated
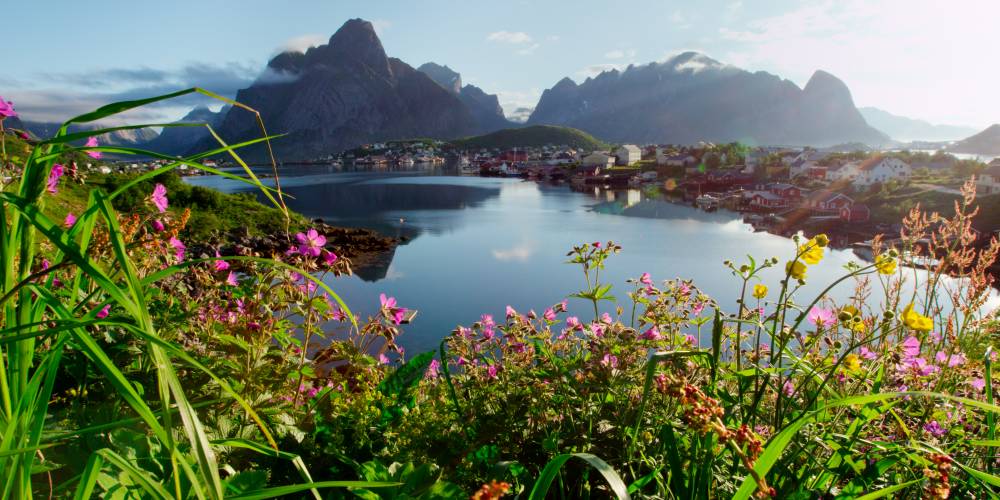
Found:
3,0 -> 998,128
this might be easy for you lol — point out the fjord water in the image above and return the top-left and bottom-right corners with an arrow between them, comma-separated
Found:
188,165 -> 999,354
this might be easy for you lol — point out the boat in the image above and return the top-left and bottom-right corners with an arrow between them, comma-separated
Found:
695,194 -> 720,211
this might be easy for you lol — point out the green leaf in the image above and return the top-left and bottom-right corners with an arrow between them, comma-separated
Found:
528,453 -> 629,500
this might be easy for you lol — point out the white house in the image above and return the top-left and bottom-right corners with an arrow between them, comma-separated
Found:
977,159 -> 1000,195
582,152 -> 615,168
825,161 -> 861,183
615,145 -> 642,166
852,156 -> 911,187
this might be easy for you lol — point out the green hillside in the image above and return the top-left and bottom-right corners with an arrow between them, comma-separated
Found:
453,125 -> 608,150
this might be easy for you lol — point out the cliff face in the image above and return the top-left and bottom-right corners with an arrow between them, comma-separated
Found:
528,52 -> 889,147
417,62 -> 512,133
212,19 -> 479,159
142,105 -> 225,155
948,124 -> 1000,155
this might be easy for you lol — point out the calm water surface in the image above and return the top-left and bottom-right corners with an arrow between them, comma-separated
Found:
187,164 -> 999,354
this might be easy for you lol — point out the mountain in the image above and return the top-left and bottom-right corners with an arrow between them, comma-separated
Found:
858,107 -> 977,142
453,125 -> 607,150
528,52 -> 889,147
143,105 -> 227,156
417,62 -> 511,133
947,124 -> 1000,155
210,19 -> 480,159
19,120 -> 159,146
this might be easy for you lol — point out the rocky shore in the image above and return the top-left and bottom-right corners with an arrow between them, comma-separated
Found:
191,219 -> 401,272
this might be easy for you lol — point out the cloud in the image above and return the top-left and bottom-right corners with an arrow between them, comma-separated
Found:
492,241 -> 535,262
277,34 -> 327,54
670,10 -> 691,29
516,43 -> 541,55
604,49 -> 636,60
8,61 -> 261,123
486,30 -> 533,44
371,19 -> 392,35
507,107 -> 534,123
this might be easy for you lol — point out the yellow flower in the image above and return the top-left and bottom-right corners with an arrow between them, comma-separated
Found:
813,234 -> 830,248
902,303 -> 933,332
875,254 -> 897,275
798,239 -> 825,265
843,353 -> 862,373
786,260 -> 808,280
752,284 -> 768,299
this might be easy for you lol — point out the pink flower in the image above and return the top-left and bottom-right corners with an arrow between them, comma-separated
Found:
685,334 -> 698,346
807,307 -> 835,328
425,359 -> 441,379
151,184 -> 168,213
640,272 -> 653,286
971,378 -> 986,392
0,97 -> 17,118
902,336 -> 921,359
379,353 -> 390,365
691,302 -> 705,316
64,212 -> 77,228
600,312 -> 613,324
590,323 -> 605,337
47,164 -> 64,194
84,137 -> 102,159
213,252 -> 230,271
782,380 -> 795,397
151,219 -> 165,232
923,420 -> 946,438
935,351 -> 966,367
557,300 -> 568,312
225,271 -> 238,287
379,293 -> 407,325
505,305 -> 517,319
565,316 -> 583,331
678,282 -> 691,295
295,229 -> 326,257
168,236 -> 186,261
642,326 -> 661,340
600,353 -> 618,368
481,314 -> 496,328
859,346 -> 877,360
543,308 -> 556,321
902,356 -> 938,376
322,250 -> 338,266
592,241 -> 602,248
96,305 -> 110,319
486,364 -> 499,379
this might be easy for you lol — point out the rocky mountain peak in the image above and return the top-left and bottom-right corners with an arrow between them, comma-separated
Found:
417,62 -> 463,94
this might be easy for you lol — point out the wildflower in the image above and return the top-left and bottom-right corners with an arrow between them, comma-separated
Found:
486,364 -> 499,379
168,236 -> 186,261
151,184 -> 168,213
641,326 -> 661,340
859,346 -> 877,360
295,229 -> 326,257
902,303 -> 933,332
691,301 -> 705,316
471,480 -> 511,500
84,137 -> 102,159
225,271 -> 238,287
481,314 -> 496,329
971,378 -> 986,391
903,356 -> 939,376
151,219 -> 165,232
807,307 -> 835,328
0,97 -> 17,118
600,353 -> 619,368
543,308 -> 556,321
935,351 -> 966,367
875,254 -> 897,275
322,250 -> 338,266
213,252 -> 230,271
377,353 -> 390,364
505,305 -> 517,319
425,359 -> 440,379
843,353 -> 862,374
782,380 -> 795,397
752,283 -> 767,299
96,305 -> 110,319
923,420 -> 947,438
47,164 -> 64,194
902,335 -> 921,358
600,312 -> 613,324
640,272 -> 653,286
785,260 -> 807,280
379,293 -> 407,325
798,235 -> 826,265
590,322 -> 605,337
64,212 -> 77,228
557,299 -> 569,312
565,316 -> 583,331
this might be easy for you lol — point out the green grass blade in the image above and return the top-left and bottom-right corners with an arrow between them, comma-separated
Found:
528,453 -> 630,500
227,481 -> 401,500
73,453 -> 104,500
853,479 -> 923,499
